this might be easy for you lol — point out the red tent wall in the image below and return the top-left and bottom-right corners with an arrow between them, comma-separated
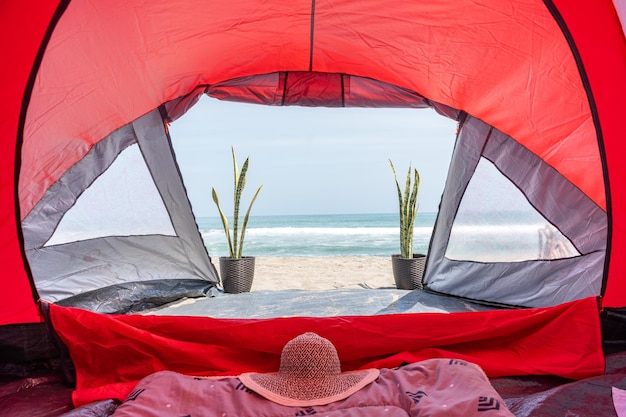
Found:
0,0 -> 64,325
552,0 -> 626,308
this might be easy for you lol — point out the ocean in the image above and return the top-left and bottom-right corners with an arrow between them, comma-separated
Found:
197,212 -> 436,258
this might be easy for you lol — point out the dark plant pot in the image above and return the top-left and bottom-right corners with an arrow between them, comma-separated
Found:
219,256 -> 255,294
391,254 -> 426,290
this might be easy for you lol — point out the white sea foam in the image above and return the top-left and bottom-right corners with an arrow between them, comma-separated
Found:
204,226 -> 432,237
198,213 -> 556,258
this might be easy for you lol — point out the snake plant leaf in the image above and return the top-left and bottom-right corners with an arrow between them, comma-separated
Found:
389,159 -> 421,259
237,184 -> 263,258
212,147 -> 262,259
231,146 -> 239,193
212,187 -> 235,257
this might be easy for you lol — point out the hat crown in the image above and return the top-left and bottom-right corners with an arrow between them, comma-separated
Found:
238,332 -> 380,406
278,332 -> 341,378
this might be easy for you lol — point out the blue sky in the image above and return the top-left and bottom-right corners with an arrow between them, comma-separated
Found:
168,96 -> 458,217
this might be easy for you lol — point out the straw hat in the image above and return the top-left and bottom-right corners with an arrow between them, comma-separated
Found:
239,332 -> 379,407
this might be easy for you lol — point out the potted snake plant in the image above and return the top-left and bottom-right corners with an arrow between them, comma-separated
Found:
212,147 -> 262,293
389,159 -> 426,290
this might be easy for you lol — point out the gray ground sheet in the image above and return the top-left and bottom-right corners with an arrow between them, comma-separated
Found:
144,288 -> 497,318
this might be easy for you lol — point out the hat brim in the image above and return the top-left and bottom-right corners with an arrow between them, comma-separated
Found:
239,368 -> 380,407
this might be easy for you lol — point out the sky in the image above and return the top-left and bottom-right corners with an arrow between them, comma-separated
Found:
167,96 -> 459,217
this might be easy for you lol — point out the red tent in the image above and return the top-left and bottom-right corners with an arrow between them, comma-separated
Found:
1,0 -> 626,413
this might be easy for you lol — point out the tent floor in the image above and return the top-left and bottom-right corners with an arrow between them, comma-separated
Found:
142,288 -> 497,318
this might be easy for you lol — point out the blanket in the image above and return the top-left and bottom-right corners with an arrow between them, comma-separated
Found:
110,358 -> 514,417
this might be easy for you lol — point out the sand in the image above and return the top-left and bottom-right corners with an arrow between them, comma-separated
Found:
213,256 -> 397,291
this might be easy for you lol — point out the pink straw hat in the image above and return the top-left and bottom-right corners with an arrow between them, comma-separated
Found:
239,332 -> 379,407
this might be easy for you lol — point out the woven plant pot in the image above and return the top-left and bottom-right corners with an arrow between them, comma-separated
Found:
219,256 -> 255,294
391,254 -> 426,290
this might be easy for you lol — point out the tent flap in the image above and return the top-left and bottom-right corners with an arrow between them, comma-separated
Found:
425,115 -> 607,307
47,297 -> 605,407
22,109 -> 218,303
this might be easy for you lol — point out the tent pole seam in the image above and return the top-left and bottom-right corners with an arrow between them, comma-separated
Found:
309,0 -> 316,71
281,72 -> 288,106
340,74 -> 345,107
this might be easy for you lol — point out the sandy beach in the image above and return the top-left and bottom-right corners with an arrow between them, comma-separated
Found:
214,256 -> 397,291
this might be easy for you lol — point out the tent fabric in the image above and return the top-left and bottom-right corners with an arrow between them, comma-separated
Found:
46,297 -> 605,407
1,0 -> 624,327
205,71 -> 437,108
2,0 -> 626,323
0,0 -> 62,326
0,0 -> 624,407
22,0 -> 603,216
425,115 -> 607,307
21,108 -> 218,302
1,1 -> 626,414
559,0 -> 626,308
